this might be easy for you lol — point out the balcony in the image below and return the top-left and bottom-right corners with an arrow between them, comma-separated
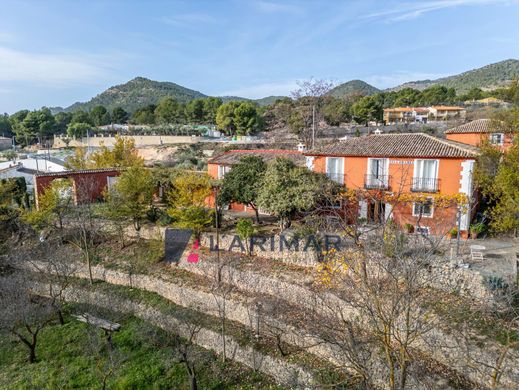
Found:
326,172 -> 346,185
411,177 -> 440,193
364,174 -> 390,190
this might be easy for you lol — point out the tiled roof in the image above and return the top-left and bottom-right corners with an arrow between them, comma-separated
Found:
430,105 -> 464,111
306,133 -> 479,158
445,119 -> 509,134
209,149 -> 306,166
384,107 -> 428,113
34,167 -> 122,178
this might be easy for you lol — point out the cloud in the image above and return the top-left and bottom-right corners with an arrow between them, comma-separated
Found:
0,46 -> 114,86
251,1 -> 302,14
218,80 -> 299,99
365,72 -> 448,89
364,0 -> 516,22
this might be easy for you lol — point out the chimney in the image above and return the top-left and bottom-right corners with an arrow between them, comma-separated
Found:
297,142 -> 306,152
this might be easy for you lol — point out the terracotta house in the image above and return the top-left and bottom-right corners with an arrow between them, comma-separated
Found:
428,106 -> 466,121
34,168 -> 121,209
383,107 -> 429,124
304,133 -> 479,235
207,149 -> 305,212
445,119 -> 514,152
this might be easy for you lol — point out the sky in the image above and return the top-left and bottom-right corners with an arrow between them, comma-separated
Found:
1,0 -> 519,113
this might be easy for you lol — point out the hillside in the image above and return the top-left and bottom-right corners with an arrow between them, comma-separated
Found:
388,59 -> 519,93
328,79 -> 380,98
65,77 -> 207,112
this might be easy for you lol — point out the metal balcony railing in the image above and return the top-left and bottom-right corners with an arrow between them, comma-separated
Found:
411,177 -> 440,193
326,172 -> 346,185
364,174 -> 390,190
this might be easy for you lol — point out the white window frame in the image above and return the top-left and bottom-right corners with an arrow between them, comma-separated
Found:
107,176 -> 119,189
367,158 -> 389,187
325,157 -> 344,184
415,226 -> 430,235
413,159 -> 439,191
412,197 -> 434,218
218,165 -> 231,179
489,133 -> 504,145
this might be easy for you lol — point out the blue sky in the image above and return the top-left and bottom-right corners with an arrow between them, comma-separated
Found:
1,0 -> 519,113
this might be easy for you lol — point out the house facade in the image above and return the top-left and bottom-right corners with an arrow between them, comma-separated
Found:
207,149 -> 305,212
383,107 -> 429,124
305,133 -> 479,235
445,118 -> 514,152
428,106 -> 466,121
34,168 -> 121,209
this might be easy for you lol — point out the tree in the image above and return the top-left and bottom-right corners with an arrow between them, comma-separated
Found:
90,136 -> 144,168
24,179 -> 73,231
71,110 -> 93,125
185,99 -> 205,124
322,96 -> 352,126
475,108 -> 519,233
234,102 -> 261,135
67,122 -> 92,138
64,147 -> 89,170
257,157 -> 327,229
202,97 -> 222,123
9,109 -> 29,145
90,105 -> 111,126
219,155 -> 266,223
18,108 -> 57,145
111,107 -> 128,124
155,97 -> 182,124
54,112 -> 72,133
290,78 -> 335,146
352,94 -> 384,125
130,105 -> 156,124
0,113 -> 13,137
167,172 -> 213,237
105,166 -> 154,235
0,275 -> 54,363
236,218 -> 254,255
216,101 -> 241,135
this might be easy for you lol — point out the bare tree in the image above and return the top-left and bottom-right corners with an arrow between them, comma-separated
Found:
290,78 -> 336,147
0,274 -> 54,363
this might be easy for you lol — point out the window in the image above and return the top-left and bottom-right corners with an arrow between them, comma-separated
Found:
107,176 -> 119,189
415,226 -> 430,235
326,157 -> 344,184
489,133 -> 504,145
367,158 -> 388,188
412,198 -> 434,218
218,165 -> 231,179
413,159 -> 439,192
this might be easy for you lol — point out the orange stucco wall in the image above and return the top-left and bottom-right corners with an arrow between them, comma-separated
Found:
207,163 -> 219,179
446,132 -> 512,152
312,155 -> 468,195
310,155 -> 473,235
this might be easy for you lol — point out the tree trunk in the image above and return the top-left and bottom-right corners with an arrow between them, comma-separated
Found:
188,368 -> 197,390
57,308 -> 65,325
252,206 -> 260,224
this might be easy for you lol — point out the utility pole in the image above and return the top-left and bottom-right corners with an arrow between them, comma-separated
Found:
312,104 -> 316,149
213,185 -> 221,283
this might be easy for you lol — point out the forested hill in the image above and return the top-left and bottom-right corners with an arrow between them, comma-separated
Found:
65,77 -> 208,113
328,80 -> 380,98
388,59 -> 519,93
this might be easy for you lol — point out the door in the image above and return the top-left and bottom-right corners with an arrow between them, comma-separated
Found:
368,158 -> 388,188
367,200 -> 385,224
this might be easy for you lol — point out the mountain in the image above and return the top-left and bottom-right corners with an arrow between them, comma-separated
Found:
65,77 -> 207,112
64,77 -> 283,112
388,59 -> 519,93
328,80 -> 380,98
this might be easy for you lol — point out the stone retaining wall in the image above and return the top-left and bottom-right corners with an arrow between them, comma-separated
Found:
24,279 -> 315,389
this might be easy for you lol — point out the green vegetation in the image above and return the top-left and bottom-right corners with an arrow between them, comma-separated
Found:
328,79 -> 380,98
391,59 -> 519,94
219,155 -> 266,223
66,77 -> 207,113
0,313 -> 277,389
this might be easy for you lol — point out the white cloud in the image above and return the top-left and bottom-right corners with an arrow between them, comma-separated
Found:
365,72 -> 448,89
364,0 -> 517,22
0,46 -> 114,86
218,80 -> 299,99
252,1 -> 302,14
